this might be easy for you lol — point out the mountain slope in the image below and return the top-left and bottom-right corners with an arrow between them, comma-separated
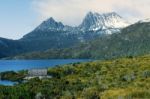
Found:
0,38 -> 24,58
71,21 -> 150,59
72,21 -> 150,59
10,21 -> 150,59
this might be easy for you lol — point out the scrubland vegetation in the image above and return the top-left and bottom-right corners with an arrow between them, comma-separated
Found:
0,55 -> 150,99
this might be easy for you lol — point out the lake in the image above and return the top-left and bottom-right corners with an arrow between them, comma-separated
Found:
0,80 -> 18,86
0,59 -> 91,72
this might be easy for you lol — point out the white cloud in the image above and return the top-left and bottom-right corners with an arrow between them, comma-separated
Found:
32,0 -> 150,26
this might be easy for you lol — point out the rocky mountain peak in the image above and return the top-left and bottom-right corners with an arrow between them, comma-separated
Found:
35,17 -> 64,31
79,12 -> 130,31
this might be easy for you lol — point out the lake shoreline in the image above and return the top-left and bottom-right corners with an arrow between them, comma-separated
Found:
0,59 -> 92,86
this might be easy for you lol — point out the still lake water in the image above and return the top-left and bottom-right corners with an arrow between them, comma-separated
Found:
0,59 -> 91,86
0,59 -> 91,72
0,80 -> 17,86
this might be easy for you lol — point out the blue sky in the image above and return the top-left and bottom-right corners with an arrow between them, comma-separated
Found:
0,0 -> 38,39
0,0 -> 150,39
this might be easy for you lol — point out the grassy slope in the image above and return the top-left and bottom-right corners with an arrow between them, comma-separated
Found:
0,55 -> 150,99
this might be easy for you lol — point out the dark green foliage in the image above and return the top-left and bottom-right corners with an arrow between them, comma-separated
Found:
0,70 -> 27,81
143,70 -> 150,78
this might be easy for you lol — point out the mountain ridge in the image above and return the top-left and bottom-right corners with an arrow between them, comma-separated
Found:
0,11 -> 131,58
8,21 -> 150,59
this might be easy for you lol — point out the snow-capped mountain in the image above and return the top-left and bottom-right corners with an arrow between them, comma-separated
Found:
79,12 -> 129,32
0,11 -> 132,58
21,11 -> 130,49
33,12 -> 130,36
34,12 -> 130,33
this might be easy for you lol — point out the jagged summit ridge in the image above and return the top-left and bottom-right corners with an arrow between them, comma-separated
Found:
22,11 -> 130,41
79,12 -> 129,31
35,17 -> 65,31
33,11 -> 130,33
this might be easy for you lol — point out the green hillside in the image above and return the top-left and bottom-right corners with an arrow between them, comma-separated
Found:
0,55 -> 150,99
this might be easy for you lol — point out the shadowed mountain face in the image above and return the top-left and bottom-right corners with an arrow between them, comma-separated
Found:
0,12 -> 130,58
0,38 -> 24,58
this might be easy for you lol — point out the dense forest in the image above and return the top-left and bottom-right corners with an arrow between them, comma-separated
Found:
0,55 -> 150,99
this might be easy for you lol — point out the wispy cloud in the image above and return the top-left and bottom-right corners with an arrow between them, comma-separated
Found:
32,0 -> 150,26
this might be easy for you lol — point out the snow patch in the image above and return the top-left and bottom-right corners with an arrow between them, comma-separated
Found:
138,18 -> 150,23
